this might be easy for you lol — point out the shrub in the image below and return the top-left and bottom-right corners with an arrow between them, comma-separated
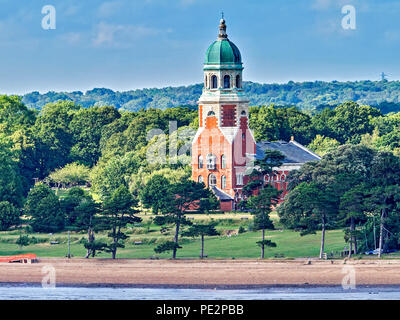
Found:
16,235 -> 30,247
238,226 -> 246,234
154,241 -> 181,254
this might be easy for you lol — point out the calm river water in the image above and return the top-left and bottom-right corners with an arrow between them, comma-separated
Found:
1,284 -> 400,300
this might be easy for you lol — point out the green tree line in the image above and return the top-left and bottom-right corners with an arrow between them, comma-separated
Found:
21,81 -> 400,113
1,93 -> 400,259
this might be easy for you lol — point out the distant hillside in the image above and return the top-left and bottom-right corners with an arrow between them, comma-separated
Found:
20,80 -> 400,114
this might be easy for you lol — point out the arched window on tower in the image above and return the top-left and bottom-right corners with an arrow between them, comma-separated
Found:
241,110 -> 246,117
211,75 -> 218,89
198,155 -> 203,169
224,75 -> 230,89
236,75 -> 241,88
207,111 -> 215,116
208,173 -> 217,187
221,175 -> 226,189
198,175 -> 204,184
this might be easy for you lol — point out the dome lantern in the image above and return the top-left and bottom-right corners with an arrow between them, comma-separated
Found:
218,19 -> 227,40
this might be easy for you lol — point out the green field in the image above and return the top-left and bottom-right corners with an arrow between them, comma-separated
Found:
0,213 -> 347,259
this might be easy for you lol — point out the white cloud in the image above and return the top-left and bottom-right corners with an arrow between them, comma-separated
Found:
92,22 -> 165,47
64,5 -> 81,16
97,1 -> 124,18
311,0 -> 332,11
384,30 -> 400,42
180,0 -> 196,6
311,0 -> 353,11
60,32 -> 83,45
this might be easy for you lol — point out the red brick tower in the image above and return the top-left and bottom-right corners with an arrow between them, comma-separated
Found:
191,18 -> 256,210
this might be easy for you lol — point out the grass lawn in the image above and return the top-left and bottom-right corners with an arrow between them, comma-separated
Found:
0,212 -> 346,259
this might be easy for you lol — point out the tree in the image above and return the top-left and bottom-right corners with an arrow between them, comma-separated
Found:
198,190 -> 220,213
278,182 -> 338,259
307,135 -> 340,156
90,152 -> 141,198
0,201 -> 20,231
10,129 -> 38,196
69,106 -> 120,166
101,186 -> 141,259
364,152 -> 400,257
16,234 -> 30,249
339,185 -> 368,257
376,130 -> 400,155
242,149 -> 283,259
284,145 -> 375,258
62,188 -> 106,258
155,180 -> 215,259
71,193 -> 104,258
61,187 -> 102,257
32,101 -> 79,178
0,135 -> 24,207
243,149 -> 285,196
0,95 -> 36,135
249,105 -> 314,145
312,102 -> 381,144
256,239 -> 276,254
182,222 -> 219,259
139,175 -> 175,214
284,145 -> 400,258
48,163 -> 90,187
154,241 -> 182,255
100,109 -> 167,158
24,184 -> 65,233
365,186 -> 396,258
247,186 -> 279,258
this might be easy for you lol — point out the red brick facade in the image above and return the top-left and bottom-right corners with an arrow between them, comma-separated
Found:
191,18 -> 299,211
192,106 -> 257,208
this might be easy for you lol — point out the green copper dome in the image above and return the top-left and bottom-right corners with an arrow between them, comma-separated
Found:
204,19 -> 243,70
204,39 -> 242,66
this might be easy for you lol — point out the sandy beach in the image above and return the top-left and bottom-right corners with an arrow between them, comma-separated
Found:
1,258 -> 400,287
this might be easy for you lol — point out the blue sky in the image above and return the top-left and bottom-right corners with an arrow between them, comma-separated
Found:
1,0 -> 400,94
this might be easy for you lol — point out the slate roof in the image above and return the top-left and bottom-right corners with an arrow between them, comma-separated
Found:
256,140 -> 321,164
211,186 -> 234,201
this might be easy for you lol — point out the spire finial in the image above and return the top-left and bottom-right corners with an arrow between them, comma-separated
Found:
218,14 -> 227,39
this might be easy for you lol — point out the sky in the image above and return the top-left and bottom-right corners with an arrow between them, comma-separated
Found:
1,0 -> 400,94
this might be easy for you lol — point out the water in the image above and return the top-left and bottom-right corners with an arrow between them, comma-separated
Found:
1,284 -> 400,300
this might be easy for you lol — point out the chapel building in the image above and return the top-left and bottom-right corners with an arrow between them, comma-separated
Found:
191,19 -> 320,211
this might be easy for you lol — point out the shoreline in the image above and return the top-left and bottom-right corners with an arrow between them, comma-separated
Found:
2,258 -> 400,287
3,282 -> 400,290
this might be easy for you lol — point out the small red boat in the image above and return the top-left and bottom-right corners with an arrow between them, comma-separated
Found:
0,254 -> 37,263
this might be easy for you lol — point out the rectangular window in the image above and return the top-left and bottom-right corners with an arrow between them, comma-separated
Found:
236,173 -> 243,185
221,176 -> 226,189
221,155 -> 226,169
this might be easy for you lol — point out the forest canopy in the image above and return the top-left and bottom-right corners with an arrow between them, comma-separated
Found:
20,80 -> 400,114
